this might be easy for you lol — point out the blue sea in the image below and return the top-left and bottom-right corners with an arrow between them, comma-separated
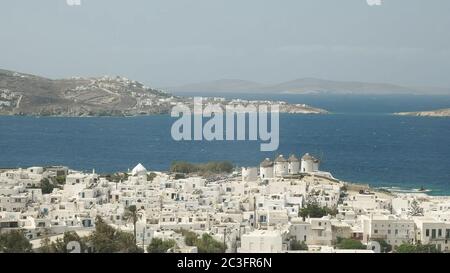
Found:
1,94 -> 449,195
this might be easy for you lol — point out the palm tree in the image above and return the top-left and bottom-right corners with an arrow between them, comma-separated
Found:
408,200 -> 424,216
123,205 -> 139,245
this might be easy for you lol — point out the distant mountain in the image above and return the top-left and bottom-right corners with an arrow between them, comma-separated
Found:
168,77 -> 450,95
265,78 -> 416,95
168,79 -> 264,93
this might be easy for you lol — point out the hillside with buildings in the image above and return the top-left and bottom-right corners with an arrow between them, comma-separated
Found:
1,153 -> 449,253
0,69 -> 328,117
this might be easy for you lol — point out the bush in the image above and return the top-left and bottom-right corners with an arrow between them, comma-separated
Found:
55,176 -> 66,185
336,238 -> 366,250
196,234 -> 227,253
178,230 -> 226,253
147,238 -> 177,253
373,239 -> 392,253
290,240 -> 308,251
179,230 -> 198,246
106,173 -> 129,183
395,243 -> 440,253
170,161 -> 233,175
299,204 -> 337,219
40,231 -> 88,253
0,230 -> 33,253
174,173 -> 186,180
147,172 -> 157,181
171,162 -> 199,174
89,217 -> 143,253
40,178 -> 56,194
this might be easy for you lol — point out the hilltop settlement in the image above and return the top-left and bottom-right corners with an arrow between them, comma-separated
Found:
0,69 -> 327,117
1,153 -> 449,253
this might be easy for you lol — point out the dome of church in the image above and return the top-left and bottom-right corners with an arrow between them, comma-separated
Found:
131,163 -> 147,176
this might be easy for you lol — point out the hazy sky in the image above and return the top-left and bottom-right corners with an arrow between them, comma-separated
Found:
1,0 -> 450,87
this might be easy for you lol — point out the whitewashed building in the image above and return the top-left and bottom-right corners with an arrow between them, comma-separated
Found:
238,230 -> 283,253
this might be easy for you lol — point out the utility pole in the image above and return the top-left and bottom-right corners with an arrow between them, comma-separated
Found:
223,227 -> 227,249
253,195 -> 257,229
208,213 -> 211,230
237,225 -> 243,253
142,226 -> 145,251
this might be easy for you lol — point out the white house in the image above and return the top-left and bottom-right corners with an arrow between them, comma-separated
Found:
238,230 -> 283,253
242,167 -> 258,182
361,214 -> 415,247
414,216 -> 450,252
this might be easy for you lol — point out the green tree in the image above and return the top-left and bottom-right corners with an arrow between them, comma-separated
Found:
180,229 -> 198,246
89,217 -> 143,253
39,235 -> 53,253
0,230 -> 33,253
40,178 -> 56,194
336,238 -> 366,250
395,243 -> 440,253
299,204 -> 337,219
147,238 -> 177,253
147,172 -> 157,181
170,161 -> 234,175
123,205 -> 139,245
106,172 -> 129,183
196,234 -> 227,253
201,161 -> 233,174
179,230 -> 226,253
49,231 -> 87,253
38,229 -> 53,253
174,173 -> 186,180
170,161 -> 199,174
90,217 -> 119,253
408,200 -> 424,217
290,240 -> 308,251
115,231 -> 143,253
55,176 -> 66,185
373,239 -> 392,253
